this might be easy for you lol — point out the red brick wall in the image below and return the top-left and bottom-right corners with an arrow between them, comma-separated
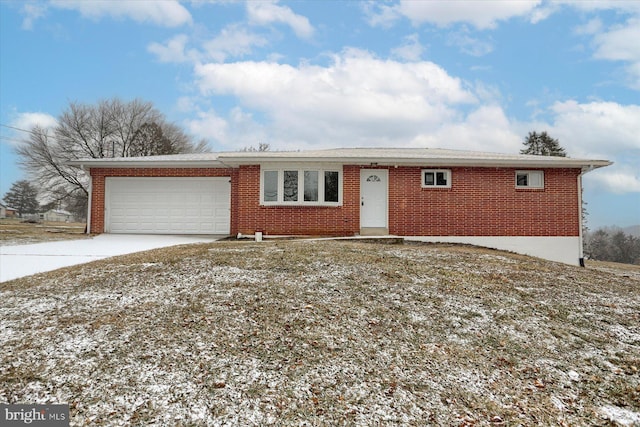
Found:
388,167 -> 580,237
235,165 -> 360,235
88,165 -> 581,237
88,167 -> 237,234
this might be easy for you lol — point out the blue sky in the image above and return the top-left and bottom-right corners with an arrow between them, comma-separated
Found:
1,0 -> 638,228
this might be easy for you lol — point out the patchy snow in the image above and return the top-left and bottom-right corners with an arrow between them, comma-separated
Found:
600,405 -> 640,426
0,234 -> 223,282
1,240 -> 638,425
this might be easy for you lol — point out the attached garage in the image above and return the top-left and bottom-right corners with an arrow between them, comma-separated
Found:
105,177 -> 230,234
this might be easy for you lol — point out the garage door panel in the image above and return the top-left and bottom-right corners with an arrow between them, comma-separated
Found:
106,177 -> 230,234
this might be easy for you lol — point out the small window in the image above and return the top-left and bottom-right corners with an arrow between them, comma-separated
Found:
422,169 -> 451,188
516,171 -> 544,189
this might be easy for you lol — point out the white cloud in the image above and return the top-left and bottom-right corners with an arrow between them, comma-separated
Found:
363,2 -> 400,28
203,24 -> 268,62
592,18 -> 640,62
590,18 -> 640,89
549,100 -> 640,158
182,106 -> 268,150
148,34 -> 196,63
246,1 -> 314,39
12,112 -> 57,132
543,100 -> 640,194
447,30 -> 493,56
190,50 -> 522,150
21,2 -> 48,30
529,4 -> 557,24
587,167 -> 640,194
5,112 -> 57,145
573,18 -> 603,35
184,109 -> 229,144
413,105 -> 521,153
391,33 -> 424,61
148,25 -> 268,64
559,0 -> 640,14
50,0 -> 192,27
369,0 -> 542,30
193,49 -> 477,147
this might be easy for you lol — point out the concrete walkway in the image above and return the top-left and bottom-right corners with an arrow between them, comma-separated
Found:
0,234 -> 224,282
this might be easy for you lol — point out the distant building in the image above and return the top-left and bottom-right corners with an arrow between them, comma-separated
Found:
42,209 -> 74,222
0,202 -> 18,218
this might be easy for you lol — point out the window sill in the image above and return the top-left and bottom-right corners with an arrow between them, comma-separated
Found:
420,186 -> 452,190
260,203 -> 343,208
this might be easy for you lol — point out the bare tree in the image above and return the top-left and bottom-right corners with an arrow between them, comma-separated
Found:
16,98 -> 209,218
241,143 -> 271,152
129,123 -> 173,157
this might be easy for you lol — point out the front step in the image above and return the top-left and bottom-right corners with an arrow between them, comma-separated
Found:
359,227 -> 389,236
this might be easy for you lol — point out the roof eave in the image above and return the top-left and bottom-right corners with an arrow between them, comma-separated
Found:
222,156 -> 613,169
67,156 -> 612,170
67,160 -> 228,169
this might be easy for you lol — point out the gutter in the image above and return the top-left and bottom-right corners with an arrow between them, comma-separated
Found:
577,170 -> 585,267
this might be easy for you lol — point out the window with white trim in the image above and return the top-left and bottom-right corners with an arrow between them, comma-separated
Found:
422,169 -> 451,188
516,170 -> 544,188
261,168 -> 341,205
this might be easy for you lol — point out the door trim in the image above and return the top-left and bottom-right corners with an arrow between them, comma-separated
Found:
360,169 -> 388,234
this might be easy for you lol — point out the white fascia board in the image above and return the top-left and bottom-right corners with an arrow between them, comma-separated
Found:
67,160 -> 228,169
222,155 -> 612,170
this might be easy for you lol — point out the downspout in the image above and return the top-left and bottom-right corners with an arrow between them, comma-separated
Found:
578,165 -> 594,267
85,166 -> 92,235
213,157 -> 237,237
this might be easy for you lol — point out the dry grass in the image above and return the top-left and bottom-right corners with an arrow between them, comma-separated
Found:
0,240 -> 638,426
0,218 -> 87,246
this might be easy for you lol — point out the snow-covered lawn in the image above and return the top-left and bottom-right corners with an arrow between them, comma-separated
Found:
1,241 -> 638,426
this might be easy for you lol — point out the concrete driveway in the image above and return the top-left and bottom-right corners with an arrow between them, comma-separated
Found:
0,234 -> 224,283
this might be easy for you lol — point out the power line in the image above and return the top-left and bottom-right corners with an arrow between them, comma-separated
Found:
0,123 -> 48,136
0,135 -> 28,144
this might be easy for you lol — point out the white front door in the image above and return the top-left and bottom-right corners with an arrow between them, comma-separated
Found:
360,169 -> 388,228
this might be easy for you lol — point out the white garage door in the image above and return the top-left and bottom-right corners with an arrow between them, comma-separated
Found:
105,177 -> 231,234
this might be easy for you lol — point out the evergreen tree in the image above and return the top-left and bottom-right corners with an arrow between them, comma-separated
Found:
520,131 -> 567,157
3,180 -> 39,216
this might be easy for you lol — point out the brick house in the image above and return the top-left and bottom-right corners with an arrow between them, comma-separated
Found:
71,148 -> 610,265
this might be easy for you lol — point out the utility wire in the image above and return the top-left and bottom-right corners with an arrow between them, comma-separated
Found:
0,123 -> 45,135
0,135 -> 27,144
